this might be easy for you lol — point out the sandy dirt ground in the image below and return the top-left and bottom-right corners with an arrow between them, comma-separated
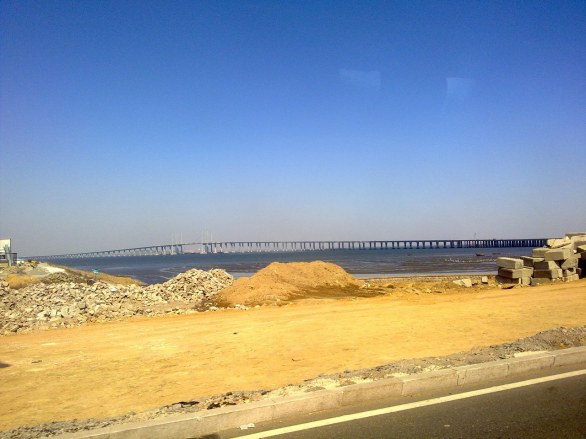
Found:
1,279 -> 585,431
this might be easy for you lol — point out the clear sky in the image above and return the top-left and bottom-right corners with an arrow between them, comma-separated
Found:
1,0 -> 585,256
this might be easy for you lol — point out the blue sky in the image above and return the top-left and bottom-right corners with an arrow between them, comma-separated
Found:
1,0 -> 585,255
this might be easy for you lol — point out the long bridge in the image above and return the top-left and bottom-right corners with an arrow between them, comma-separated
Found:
34,238 -> 547,259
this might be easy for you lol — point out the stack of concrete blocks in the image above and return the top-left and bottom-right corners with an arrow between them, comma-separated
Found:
496,257 -> 533,285
496,233 -> 586,286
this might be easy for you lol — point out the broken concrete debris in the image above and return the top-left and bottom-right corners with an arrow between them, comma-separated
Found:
0,268 -> 233,335
497,232 -> 586,286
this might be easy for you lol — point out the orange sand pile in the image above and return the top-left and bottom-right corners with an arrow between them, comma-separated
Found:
216,261 -> 363,306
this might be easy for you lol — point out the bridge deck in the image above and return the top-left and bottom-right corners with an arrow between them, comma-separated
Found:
34,238 -> 547,259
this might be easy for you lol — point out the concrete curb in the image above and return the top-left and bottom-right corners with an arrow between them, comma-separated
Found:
54,347 -> 586,439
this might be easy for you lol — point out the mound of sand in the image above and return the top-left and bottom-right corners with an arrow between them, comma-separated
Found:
215,261 -> 363,306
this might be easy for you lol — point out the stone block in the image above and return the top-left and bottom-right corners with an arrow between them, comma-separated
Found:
498,267 -> 533,279
561,257 -> 579,269
544,248 -> 573,261
534,260 -> 560,270
576,245 -> 586,254
563,274 -> 580,282
531,278 -> 553,286
533,268 -> 563,279
481,276 -> 489,284
568,234 -> 586,249
547,238 -> 571,249
496,275 -> 515,285
521,256 -> 543,267
532,247 -> 550,258
563,268 -> 576,276
496,276 -> 530,285
453,279 -> 472,287
496,257 -> 524,269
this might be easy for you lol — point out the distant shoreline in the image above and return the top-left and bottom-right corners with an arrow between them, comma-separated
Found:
42,247 -> 519,284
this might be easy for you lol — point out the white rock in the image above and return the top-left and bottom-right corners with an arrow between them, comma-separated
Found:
453,279 -> 472,288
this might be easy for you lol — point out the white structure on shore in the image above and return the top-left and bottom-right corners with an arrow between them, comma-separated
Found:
0,238 -> 16,267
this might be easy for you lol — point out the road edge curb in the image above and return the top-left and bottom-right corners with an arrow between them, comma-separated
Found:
53,346 -> 586,439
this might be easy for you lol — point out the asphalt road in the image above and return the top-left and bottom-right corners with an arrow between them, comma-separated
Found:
218,366 -> 586,439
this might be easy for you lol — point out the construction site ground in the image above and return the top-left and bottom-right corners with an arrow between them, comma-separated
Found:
1,277 -> 585,433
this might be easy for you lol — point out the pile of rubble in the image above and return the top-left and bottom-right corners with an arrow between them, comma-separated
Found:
0,268 -> 233,335
496,233 -> 586,286
143,269 -> 233,303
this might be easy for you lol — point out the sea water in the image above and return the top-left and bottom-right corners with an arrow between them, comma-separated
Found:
48,247 -> 530,284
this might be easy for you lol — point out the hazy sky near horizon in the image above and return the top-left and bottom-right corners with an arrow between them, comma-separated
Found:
1,0 -> 585,256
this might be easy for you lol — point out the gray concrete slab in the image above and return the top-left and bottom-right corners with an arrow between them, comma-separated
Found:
534,260 -> 560,270
563,267 -> 576,275
532,247 -> 550,258
521,256 -> 543,267
531,277 -> 554,286
497,268 -> 533,279
544,248 -> 573,261
533,268 -> 563,279
547,238 -> 571,249
496,275 -> 531,285
561,257 -> 579,269
496,257 -> 524,269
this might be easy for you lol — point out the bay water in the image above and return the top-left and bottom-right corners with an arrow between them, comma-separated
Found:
48,247 -> 530,284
